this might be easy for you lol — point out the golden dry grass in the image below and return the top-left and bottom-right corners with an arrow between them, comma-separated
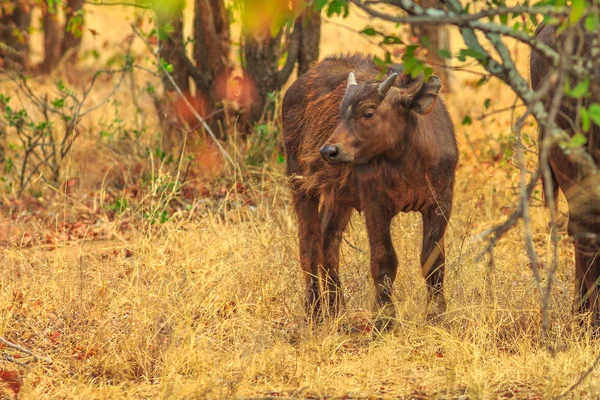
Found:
1,3 -> 600,400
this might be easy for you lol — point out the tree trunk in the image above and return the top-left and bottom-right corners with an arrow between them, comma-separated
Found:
61,0 -> 84,65
244,31 -> 282,124
193,0 -> 231,137
158,8 -> 189,93
41,4 -> 62,74
298,8 -> 321,76
243,14 -> 306,125
411,0 -> 451,92
0,2 -> 32,70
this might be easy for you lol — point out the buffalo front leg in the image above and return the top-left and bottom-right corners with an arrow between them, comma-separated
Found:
293,191 -> 323,320
319,203 -> 353,317
365,206 -> 398,331
421,205 -> 450,319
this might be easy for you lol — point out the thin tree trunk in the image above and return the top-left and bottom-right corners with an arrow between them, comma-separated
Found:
298,8 -> 321,76
243,18 -> 303,125
244,31 -> 282,124
159,10 -> 189,93
0,2 -> 32,70
41,4 -> 62,73
61,0 -> 84,66
193,0 -> 231,137
411,0 -> 451,92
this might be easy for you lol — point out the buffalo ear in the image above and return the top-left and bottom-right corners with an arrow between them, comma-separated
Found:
409,75 -> 441,115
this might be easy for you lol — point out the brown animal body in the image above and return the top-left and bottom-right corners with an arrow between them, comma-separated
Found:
531,24 -> 600,326
282,54 -> 458,326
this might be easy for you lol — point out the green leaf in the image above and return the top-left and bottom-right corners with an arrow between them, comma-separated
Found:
326,0 -> 349,17
51,98 -> 65,108
484,98 -> 491,109
585,13 -> 600,31
588,103 -> 600,125
499,14 -> 509,25
382,35 -> 402,45
373,55 -> 385,68
437,49 -> 452,59
384,51 -> 392,64
570,0 -> 585,24
158,23 -> 175,41
530,14 -> 538,26
423,67 -> 434,81
314,0 -> 329,10
581,107 -> 590,132
476,76 -> 489,87
361,27 -> 380,36
566,78 -> 590,98
66,10 -> 85,38
159,58 -> 174,73
569,132 -> 588,147
462,115 -> 472,126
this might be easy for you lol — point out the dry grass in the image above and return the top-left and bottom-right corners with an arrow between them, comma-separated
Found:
1,3 -> 600,400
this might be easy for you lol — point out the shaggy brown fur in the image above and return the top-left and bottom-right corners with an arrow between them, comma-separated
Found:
531,24 -> 600,326
282,54 -> 458,327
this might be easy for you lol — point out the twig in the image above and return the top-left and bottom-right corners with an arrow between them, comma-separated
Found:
2,354 -> 29,368
343,236 -> 366,253
555,351 -> 600,399
84,0 -> 151,8
475,104 -> 526,121
0,337 -> 53,364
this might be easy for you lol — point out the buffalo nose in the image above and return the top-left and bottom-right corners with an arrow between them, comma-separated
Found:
320,144 -> 339,161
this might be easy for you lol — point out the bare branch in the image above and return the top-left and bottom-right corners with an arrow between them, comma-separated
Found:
0,337 -> 53,364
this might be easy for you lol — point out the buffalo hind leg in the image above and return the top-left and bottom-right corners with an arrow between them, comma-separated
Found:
421,205 -> 449,320
570,220 -> 600,328
319,203 -> 353,318
365,206 -> 398,331
293,191 -> 323,321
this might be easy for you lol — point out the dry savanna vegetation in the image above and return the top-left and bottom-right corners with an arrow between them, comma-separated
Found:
1,1 -> 599,399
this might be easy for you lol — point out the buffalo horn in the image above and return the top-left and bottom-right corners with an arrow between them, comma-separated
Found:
347,72 -> 358,88
378,72 -> 398,97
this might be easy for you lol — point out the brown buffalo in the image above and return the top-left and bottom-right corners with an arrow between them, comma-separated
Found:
531,24 -> 600,326
282,54 -> 458,328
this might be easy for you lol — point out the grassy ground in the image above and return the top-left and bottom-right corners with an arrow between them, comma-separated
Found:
1,3 -> 600,400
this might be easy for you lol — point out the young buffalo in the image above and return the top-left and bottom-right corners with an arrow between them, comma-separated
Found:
282,54 -> 458,328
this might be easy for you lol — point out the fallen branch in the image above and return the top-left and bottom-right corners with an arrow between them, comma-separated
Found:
0,337 -> 53,365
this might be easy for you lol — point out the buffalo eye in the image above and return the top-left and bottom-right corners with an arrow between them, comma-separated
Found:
363,109 -> 375,119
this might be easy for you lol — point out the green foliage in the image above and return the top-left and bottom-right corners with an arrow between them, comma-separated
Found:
157,23 -> 175,41
564,78 -> 589,99
159,58 -> 174,73
587,103 -> 600,126
66,10 -> 85,38
110,197 -> 130,214
246,121 -> 282,167
324,0 -> 349,17
569,0 -> 586,25
584,13 -> 600,30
